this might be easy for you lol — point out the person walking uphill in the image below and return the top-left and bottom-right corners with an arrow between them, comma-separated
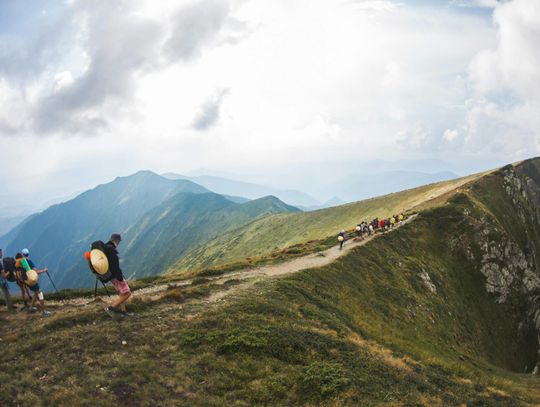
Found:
21,249 -> 51,317
14,253 -> 32,309
104,233 -> 132,318
338,230 -> 346,250
19,249 -> 51,316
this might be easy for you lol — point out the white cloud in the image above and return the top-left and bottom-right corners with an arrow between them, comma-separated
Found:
2,0 -> 539,204
52,71 -> 75,93
460,0 -> 540,153
443,129 -> 459,142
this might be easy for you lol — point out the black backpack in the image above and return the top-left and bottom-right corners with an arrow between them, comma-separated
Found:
2,257 -> 17,282
88,241 -> 113,282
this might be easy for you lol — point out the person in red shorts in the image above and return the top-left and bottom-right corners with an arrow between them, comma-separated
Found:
103,233 -> 132,318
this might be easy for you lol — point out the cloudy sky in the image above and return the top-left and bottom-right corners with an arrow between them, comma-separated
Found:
0,0 -> 539,212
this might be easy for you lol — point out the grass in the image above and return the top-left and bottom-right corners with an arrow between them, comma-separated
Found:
1,160 -> 539,406
168,171 -> 487,275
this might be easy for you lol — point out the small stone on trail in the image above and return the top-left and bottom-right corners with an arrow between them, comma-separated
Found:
122,340 -> 127,346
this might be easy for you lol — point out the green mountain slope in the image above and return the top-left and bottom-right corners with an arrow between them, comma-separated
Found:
166,158 -> 540,404
2,171 -> 209,289
2,159 -> 540,405
121,194 -> 300,278
168,170 -> 488,274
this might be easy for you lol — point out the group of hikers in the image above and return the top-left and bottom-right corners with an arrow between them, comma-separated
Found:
0,233 -> 131,319
1,217 -> 407,319
337,213 -> 406,249
0,247 -> 51,316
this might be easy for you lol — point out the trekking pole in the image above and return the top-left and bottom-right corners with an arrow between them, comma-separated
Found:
100,281 -> 111,298
45,270 -> 59,293
94,278 -> 99,298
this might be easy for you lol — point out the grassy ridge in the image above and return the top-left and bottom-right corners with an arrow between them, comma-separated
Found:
1,163 -> 539,405
1,205 -> 537,405
168,172 -> 486,274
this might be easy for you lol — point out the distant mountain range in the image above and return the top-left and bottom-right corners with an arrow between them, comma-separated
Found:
163,170 -> 459,208
121,193 -> 299,278
162,173 -> 321,208
0,215 -> 27,237
0,171 -> 298,290
318,170 -> 459,203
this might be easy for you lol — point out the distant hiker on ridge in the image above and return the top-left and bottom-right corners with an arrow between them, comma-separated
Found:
338,230 -> 346,250
104,233 -> 132,318
0,248 -> 14,312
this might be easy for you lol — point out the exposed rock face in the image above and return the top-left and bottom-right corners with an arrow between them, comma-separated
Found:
448,163 -> 540,373
474,164 -> 540,373
419,270 -> 437,294
479,233 -> 531,303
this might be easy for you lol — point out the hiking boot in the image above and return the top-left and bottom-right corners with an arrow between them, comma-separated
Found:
42,310 -> 51,317
104,306 -> 118,319
120,311 -> 133,318
28,307 -> 38,313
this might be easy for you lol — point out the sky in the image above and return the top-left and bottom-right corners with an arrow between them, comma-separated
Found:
0,0 -> 539,213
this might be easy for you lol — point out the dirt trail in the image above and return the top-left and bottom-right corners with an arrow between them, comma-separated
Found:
21,215 -> 416,315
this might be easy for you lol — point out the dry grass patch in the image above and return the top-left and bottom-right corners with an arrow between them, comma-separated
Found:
348,333 -> 414,374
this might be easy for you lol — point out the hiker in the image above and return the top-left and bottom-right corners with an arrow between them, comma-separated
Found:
390,216 -> 396,228
368,223 -> 374,236
338,230 -> 346,250
379,218 -> 385,231
356,224 -> 363,237
14,253 -> 32,309
103,233 -> 132,318
20,249 -> 51,316
398,213 -> 404,223
0,248 -> 14,312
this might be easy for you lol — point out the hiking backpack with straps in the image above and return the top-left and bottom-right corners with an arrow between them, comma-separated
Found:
87,241 -> 113,282
2,257 -> 17,282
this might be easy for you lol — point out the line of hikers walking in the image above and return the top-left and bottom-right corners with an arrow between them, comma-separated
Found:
1,217 -> 406,319
337,213 -> 406,249
0,233 -> 131,319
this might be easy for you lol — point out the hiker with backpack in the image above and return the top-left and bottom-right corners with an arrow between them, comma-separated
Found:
338,230 -> 346,250
19,249 -> 51,316
0,248 -> 14,312
102,233 -> 132,318
13,253 -> 32,309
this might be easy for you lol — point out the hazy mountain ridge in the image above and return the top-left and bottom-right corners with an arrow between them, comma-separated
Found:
0,171 -> 299,290
162,173 -> 321,208
322,170 -> 459,203
121,193 -> 300,278
1,171 -> 210,289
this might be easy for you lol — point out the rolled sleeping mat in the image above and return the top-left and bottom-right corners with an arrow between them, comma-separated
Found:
356,226 -> 361,232
25,269 -> 39,286
90,249 -> 109,275
20,257 -> 32,272
338,236 -> 344,242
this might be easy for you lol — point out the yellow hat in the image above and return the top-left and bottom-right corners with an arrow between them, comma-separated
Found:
26,269 -> 39,286
90,249 -> 109,275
